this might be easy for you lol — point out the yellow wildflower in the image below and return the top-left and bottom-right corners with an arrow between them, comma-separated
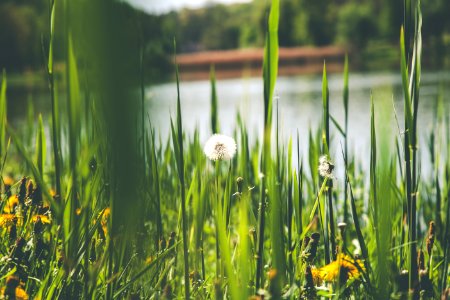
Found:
1,276 -> 29,300
3,176 -> 15,187
49,188 -> 57,198
0,214 -> 16,227
3,195 -> 19,213
101,207 -> 110,236
14,287 -> 29,300
0,287 -> 29,300
319,253 -> 365,283
32,215 -> 51,224
310,267 -> 323,286
102,207 -> 110,218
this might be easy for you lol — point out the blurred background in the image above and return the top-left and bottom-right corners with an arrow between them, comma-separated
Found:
1,0 -> 449,78
1,0 -> 450,156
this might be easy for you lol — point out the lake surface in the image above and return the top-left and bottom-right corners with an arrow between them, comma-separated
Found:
147,71 -> 450,173
7,70 -> 450,176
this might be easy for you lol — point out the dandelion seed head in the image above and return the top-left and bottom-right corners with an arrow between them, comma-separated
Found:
203,134 -> 236,161
318,155 -> 334,178
338,222 -> 347,230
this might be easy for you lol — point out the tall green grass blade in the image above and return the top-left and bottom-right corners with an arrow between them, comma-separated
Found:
330,115 -> 345,138
210,65 -> 219,134
47,0 -> 62,196
237,190 -> 251,298
255,175 -> 266,290
308,129 -> 318,189
216,180 -> 239,299
172,40 -> 190,300
400,27 -> 413,143
262,0 -> 279,134
151,129 -> 163,243
322,62 -> 335,262
309,178 -> 328,222
343,54 -> 350,232
65,31 -> 81,269
48,0 -> 56,73
370,96 -> 379,251
36,114 -> 46,176
322,62 -> 330,155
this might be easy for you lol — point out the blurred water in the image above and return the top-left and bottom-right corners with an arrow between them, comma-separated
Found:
6,71 -> 450,177
147,71 -> 450,176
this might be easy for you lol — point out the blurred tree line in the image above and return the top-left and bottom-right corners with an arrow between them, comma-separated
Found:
0,0 -> 47,71
1,0 -> 449,81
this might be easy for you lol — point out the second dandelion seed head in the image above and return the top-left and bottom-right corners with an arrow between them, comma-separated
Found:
318,155 -> 334,178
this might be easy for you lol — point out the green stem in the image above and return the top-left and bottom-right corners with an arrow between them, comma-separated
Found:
255,176 -> 266,290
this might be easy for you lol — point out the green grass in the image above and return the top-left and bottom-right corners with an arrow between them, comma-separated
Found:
0,0 -> 448,299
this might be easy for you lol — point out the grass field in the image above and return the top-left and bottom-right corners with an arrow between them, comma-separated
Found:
0,0 -> 449,299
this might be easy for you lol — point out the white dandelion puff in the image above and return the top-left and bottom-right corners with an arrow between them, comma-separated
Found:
318,155 -> 334,178
204,134 -> 236,161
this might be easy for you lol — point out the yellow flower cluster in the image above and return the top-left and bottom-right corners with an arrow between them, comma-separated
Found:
32,215 -> 51,224
0,276 -> 29,300
101,207 -> 110,236
3,195 -> 19,214
314,254 -> 365,284
0,286 -> 29,300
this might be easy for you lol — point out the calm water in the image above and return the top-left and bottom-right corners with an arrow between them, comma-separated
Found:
148,71 -> 450,172
7,71 -> 450,176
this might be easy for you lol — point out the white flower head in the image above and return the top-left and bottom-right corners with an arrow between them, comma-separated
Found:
204,134 -> 236,161
318,155 -> 334,178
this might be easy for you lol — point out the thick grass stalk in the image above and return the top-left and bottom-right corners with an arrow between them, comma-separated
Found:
260,0 -> 285,288
261,0 -> 279,173
296,130 -> 303,235
401,7 -> 422,284
411,0 -> 422,288
213,161 -> 222,280
172,44 -> 190,300
151,129 -> 163,244
371,97 -> 394,298
343,55 -> 349,227
210,65 -> 219,134
216,170 -> 238,299
255,176 -> 266,290
36,114 -> 46,176
322,62 -> 335,262
47,0 -> 62,197
370,97 -> 379,252
237,187 -> 251,298
400,26 -> 415,287
64,0 -> 81,275
287,137 -> 294,281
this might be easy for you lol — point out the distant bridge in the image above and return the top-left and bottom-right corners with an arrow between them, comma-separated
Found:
176,46 -> 346,80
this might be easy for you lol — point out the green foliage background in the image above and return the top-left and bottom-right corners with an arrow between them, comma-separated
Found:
1,0 -> 450,81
